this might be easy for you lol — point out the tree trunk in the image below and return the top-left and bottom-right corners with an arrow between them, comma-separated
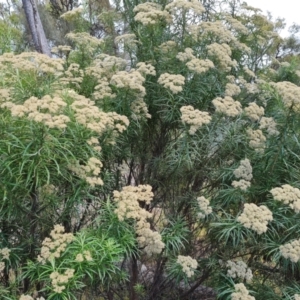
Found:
22,0 -> 51,56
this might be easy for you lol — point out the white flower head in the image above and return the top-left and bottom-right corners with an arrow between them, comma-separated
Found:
237,203 -> 273,234
226,260 -> 253,282
177,255 -> 198,277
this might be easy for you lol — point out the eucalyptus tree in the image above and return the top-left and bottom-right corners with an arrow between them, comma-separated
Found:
21,0 -> 51,55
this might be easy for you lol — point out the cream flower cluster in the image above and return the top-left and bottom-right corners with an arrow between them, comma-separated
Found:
197,196 -> 212,218
158,73 -> 185,94
70,92 -> 129,134
40,184 -> 57,195
232,180 -> 251,191
0,247 -> 11,272
136,219 -> 165,256
177,255 -> 198,277
97,54 -> 128,71
226,260 -> 253,283
270,184 -> 300,213
87,137 -> 102,152
59,63 -> 84,89
272,81 -> 300,112
238,77 -> 259,95
50,268 -> 75,293
114,185 -> 153,221
93,78 -> 115,100
51,45 -> 72,57
158,40 -> 177,54
0,52 -> 64,75
165,0 -> 205,16
37,225 -> 74,264
241,3 -> 263,12
19,296 -> 45,300
233,40 -> 252,54
2,95 -> 70,129
86,54 -> 127,80
180,105 -> 211,135
232,159 -> 252,191
186,58 -> 214,74
176,48 -> 214,73
0,262 -> 4,273
237,203 -> 273,234
196,21 -> 234,43
133,3 -> 172,25
136,62 -> 156,76
231,283 -> 255,300
0,88 -> 11,102
226,75 -> 235,83
281,62 -> 290,68
189,26 -> 246,54
223,14 -> 248,35
259,117 -> 279,136
243,67 -> 256,78
212,96 -> 242,117
246,129 -> 266,153
111,70 -> 146,96
115,34 -> 138,49
207,43 -> 237,72
295,295 -> 300,300
23,95 -> 66,113
280,239 -> 300,263
20,296 -> 33,300
176,48 -> 195,62
60,7 -> 83,21
225,83 -> 241,97
233,159 -> 253,181
75,250 -> 93,262
68,157 -> 103,187
244,103 -> 265,122
130,97 -> 151,120
0,247 -> 10,260
113,185 -> 165,256
66,32 -> 103,53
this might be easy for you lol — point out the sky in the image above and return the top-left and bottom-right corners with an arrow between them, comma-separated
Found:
0,0 -> 298,36
245,0 -> 299,35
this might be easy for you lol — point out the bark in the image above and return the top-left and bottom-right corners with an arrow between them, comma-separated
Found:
129,256 -> 138,300
22,0 -> 51,56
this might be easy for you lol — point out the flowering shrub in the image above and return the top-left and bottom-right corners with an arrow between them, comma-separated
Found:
1,0 -> 300,299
